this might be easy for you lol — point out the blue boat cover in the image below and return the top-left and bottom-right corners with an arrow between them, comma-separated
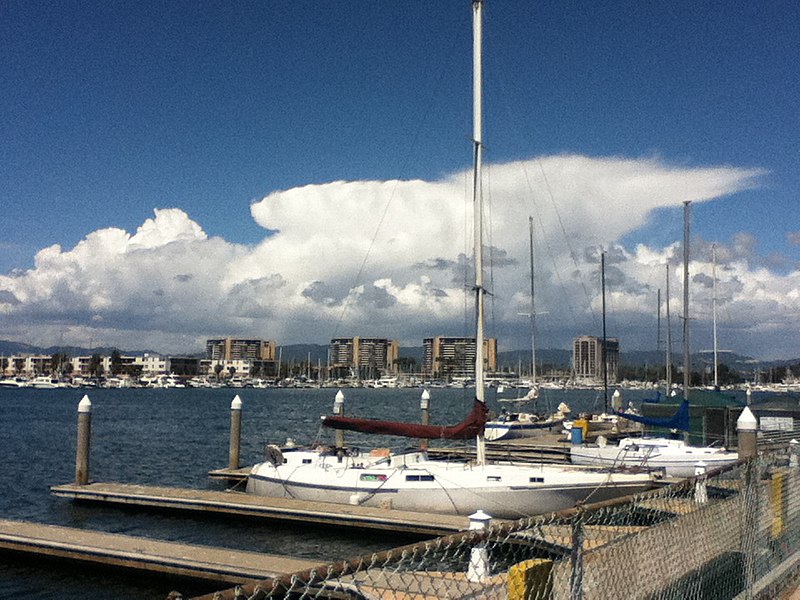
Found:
617,399 -> 690,432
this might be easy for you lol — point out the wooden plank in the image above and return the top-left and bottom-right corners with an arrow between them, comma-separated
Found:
0,518 -> 317,584
50,482 -> 473,536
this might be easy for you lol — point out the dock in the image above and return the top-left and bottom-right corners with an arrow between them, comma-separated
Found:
50,482 -> 474,536
0,518 -> 318,584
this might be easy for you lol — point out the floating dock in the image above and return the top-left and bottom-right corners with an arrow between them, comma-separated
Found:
50,482 -> 474,536
0,518 -> 318,584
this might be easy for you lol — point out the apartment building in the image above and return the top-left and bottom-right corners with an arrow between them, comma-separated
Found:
573,335 -> 619,383
422,336 -> 497,380
328,337 -> 399,379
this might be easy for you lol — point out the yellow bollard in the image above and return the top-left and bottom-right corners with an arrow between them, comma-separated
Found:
507,558 -> 553,600
771,472 -> 784,539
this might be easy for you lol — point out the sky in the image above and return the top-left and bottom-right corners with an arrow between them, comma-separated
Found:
1,0 -> 799,361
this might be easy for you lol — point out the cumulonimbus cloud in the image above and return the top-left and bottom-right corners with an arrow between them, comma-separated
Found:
3,154 -> 795,359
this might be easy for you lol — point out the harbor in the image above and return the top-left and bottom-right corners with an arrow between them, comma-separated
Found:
2,386 -> 800,598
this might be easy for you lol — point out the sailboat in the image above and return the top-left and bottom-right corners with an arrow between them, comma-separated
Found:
246,0 -> 654,519
484,216 -> 569,441
570,203 -> 739,476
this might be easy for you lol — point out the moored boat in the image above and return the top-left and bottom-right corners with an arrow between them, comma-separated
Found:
570,435 -> 738,478
246,0 -> 655,519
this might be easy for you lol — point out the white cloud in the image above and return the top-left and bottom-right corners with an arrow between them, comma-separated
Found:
3,155 -> 796,359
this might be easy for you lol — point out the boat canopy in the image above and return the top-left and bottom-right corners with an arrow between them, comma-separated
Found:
617,399 -> 690,432
322,398 -> 488,440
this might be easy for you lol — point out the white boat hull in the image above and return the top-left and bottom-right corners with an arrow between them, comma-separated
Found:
484,419 -> 563,441
570,437 -> 739,478
247,448 -> 654,519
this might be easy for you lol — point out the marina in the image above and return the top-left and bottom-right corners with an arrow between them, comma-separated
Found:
1,384 -> 799,598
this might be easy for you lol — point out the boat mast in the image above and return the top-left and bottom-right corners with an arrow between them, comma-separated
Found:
682,201 -> 691,402
529,216 -> 537,385
601,250 -> 608,413
472,0 -> 486,466
712,243 -> 718,389
665,263 -> 673,394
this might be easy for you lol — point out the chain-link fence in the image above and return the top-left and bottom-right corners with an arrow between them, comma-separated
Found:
195,442 -> 800,600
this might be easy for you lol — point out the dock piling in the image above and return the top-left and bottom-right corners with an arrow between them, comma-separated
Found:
467,510 -> 492,582
737,406 -> 758,460
333,390 -> 345,458
229,395 -> 242,470
420,389 -> 430,450
75,395 -> 92,485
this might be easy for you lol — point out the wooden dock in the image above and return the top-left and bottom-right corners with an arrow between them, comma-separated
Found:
0,518 -> 318,584
50,482 -> 473,536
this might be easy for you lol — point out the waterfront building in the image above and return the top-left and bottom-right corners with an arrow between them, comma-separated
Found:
422,336 -> 497,380
573,335 -> 619,384
205,338 -> 278,379
328,337 -> 399,380
205,338 -> 276,362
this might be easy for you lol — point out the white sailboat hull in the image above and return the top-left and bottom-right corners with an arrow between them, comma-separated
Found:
484,418 -> 564,441
247,448 -> 654,519
570,437 -> 739,478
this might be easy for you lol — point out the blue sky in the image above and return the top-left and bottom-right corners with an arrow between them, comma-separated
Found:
2,1 -> 799,361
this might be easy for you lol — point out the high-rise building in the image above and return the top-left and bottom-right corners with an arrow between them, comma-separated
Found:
205,338 -> 276,362
422,336 -> 497,380
573,335 -> 619,383
328,337 -> 399,379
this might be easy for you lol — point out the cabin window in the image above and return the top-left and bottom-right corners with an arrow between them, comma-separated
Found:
529,477 -> 545,483
486,475 -> 502,482
405,474 -> 434,482
302,459 -> 312,464
360,473 -> 388,482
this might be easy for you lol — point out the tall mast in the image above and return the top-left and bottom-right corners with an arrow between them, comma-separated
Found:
712,244 -> 718,389
665,263 -> 672,394
601,250 -> 608,413
682,201 -> 691,402
529,216 -> 537,384
471,0 -> 486,465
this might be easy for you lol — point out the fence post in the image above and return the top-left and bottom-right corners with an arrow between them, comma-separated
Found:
790,439 -> 798,468
75,394 -> 92,485
740,461 -> 759,600
467,510 -> 492,582
228,395 -> 242,470
570,506 -> 585,600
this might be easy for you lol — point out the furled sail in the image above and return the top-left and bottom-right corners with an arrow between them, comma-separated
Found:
322,398 -> 488,440
617,399 -> 690,432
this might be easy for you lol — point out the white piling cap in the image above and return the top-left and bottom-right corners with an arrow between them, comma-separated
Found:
468,509 -> 492,529
420,388 -> 430,409
335,389 -> 345,402
231,395 -> 242,410
78,395 -> 92,413
613,390 -> 621,398
737,406 -> 758,431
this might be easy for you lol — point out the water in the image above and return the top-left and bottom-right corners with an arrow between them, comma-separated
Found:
0,385 -> 761,598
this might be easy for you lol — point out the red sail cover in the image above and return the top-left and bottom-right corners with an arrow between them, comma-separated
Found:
322,398 -> 488,440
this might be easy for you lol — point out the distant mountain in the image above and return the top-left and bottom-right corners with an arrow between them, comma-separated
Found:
0,340 -> 158,358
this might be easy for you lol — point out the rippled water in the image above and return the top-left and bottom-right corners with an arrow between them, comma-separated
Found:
0,385 -> 747,598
